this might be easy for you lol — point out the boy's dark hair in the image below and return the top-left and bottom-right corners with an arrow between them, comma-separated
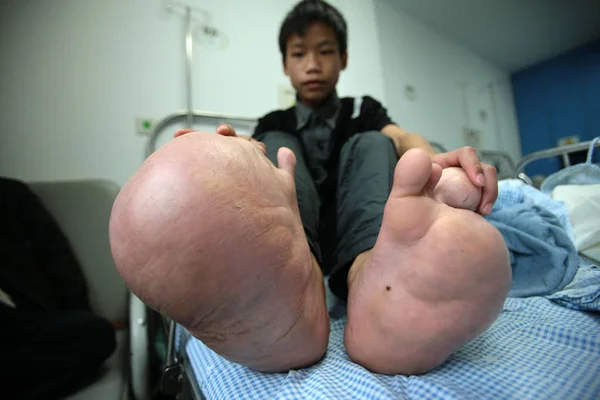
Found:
279,0 -> 347,61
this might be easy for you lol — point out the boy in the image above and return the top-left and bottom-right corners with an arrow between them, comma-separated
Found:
111,0 -> 510,376
219,0 -> 499,301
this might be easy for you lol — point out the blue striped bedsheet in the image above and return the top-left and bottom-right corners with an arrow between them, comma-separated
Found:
183,296 -> 600,399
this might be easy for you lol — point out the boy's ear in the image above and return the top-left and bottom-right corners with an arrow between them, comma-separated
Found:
341,52 -> 348,70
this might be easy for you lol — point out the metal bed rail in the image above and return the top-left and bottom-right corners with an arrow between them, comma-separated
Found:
479,149 -> 517,180
161,317 -> 181,395
146,110 -> 257,158
480,150 -> 516,172
512,139 -> 600,179
148,115 -> 450,158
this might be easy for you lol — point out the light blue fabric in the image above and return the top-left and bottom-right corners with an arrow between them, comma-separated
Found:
541,137 -> 600,194
494,179 -> 576,243
486,204 -> 579,297
486,180 -> 579,297
547,261 -> 600,312
484,178 -> 600,308
183,297 -> 600,400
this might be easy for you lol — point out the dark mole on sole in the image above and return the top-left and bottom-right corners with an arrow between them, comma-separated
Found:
386,286 -> 391,291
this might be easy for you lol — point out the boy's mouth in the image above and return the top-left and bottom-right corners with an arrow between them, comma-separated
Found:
303,80 -> 325,90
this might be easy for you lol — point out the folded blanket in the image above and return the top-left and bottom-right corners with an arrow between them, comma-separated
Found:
494,179 -> 576,242
487,204 -> 579,297
491,179 -> 600,309
547,262 -> 600,312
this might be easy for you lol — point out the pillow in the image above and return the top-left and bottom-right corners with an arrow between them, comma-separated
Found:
552,184 -> 600,262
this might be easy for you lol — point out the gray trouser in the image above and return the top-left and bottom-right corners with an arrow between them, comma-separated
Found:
260,131 -> 398,300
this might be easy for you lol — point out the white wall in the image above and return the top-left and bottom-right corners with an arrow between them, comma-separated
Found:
0,0 -> 183,186
374,0 -> 521,161
189,0 -> 387,115
0,0 -> 385,186
0,0 -> 520,187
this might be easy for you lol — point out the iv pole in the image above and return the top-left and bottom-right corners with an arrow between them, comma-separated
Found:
147,4 -> 255,158
184,6 -> 193,128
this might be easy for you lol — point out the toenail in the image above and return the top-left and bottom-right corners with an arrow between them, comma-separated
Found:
386,286 -> 391,291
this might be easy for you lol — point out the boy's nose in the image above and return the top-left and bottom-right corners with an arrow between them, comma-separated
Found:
305,52 -> 322,73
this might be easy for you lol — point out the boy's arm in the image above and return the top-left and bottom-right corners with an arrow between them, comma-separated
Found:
381,124 -> 436,156
360,96 -> 434,156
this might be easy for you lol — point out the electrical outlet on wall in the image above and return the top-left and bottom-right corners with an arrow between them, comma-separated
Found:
463,126 -> 482,150
136,117 -> 156,135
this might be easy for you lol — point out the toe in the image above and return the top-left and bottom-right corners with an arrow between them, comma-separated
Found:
390,149 -> 433,198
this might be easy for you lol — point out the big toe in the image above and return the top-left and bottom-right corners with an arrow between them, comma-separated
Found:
390,149 -> 441,199
380,149 -> 441,243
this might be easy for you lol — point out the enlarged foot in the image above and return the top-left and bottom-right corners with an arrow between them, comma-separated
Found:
344,149 -> 511,375
110,132 -> 329,372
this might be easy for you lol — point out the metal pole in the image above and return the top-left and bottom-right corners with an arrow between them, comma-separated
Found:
165,318 -> 178,366
185,6 -> 193,128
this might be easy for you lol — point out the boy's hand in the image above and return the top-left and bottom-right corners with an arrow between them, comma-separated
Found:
174,125 -> 266,154
432,147 -> 497,216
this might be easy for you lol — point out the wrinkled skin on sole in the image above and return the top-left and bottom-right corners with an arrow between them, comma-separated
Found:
109,132 -> 329,372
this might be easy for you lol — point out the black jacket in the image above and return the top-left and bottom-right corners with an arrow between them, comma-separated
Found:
253,95 -> 393,192
253,95 -> 393,163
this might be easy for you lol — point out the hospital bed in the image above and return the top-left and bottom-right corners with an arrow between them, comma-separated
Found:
140,113 -> 600,399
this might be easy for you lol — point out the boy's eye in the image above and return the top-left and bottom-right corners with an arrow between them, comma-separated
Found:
292,52 -> 304,58
321,49 -> 335,55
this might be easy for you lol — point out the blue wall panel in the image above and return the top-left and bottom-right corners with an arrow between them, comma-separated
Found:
512,40 -> 600,176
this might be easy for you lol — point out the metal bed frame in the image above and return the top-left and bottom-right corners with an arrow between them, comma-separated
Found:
512,140 -> 600,178
145,110 -> 449,159
145,110 -> 256,158
480,150 -> 516,180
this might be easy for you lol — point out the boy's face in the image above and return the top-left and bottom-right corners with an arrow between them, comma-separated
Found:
283,22 -> 347,108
